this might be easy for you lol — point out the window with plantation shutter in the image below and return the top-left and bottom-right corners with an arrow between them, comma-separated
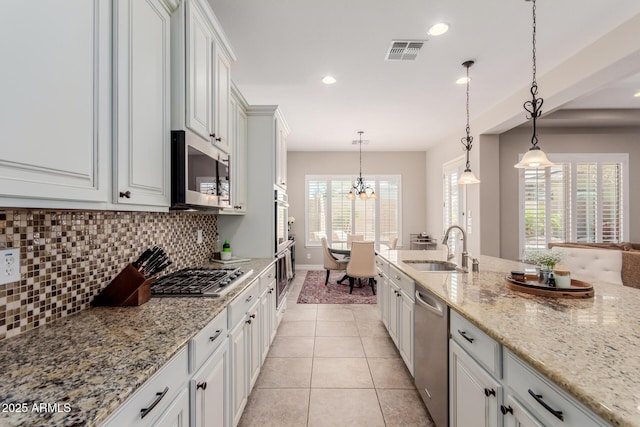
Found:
518,153 -> 628,257
305,175 -> 401,248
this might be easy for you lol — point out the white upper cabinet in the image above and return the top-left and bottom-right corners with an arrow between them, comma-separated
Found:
219,84 -> 248,215
113,0 -> 172,208
0,1 -> 111,208
175,0 -> 236,153
275,116 -> 289,189
213,46 -> 232,153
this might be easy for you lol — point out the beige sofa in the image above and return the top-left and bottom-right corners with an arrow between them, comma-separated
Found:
548,242 -> 640,289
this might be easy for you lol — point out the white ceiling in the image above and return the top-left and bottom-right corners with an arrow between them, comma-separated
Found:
208,0 -> 640,151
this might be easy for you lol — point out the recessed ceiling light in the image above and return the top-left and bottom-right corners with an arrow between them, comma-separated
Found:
456,77 -> 470,85
428,23 -> 449,36
322,76 -> 337,85
634,91 -> 640,97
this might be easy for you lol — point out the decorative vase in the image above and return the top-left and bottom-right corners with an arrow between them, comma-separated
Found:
538,268 -> 553,284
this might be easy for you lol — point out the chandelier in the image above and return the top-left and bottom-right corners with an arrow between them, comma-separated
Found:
458,60 -> 480,185
514,0 -> 555,169
347,131 -> 376,200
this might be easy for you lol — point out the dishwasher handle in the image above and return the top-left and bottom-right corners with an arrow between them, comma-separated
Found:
415,289 -> 445,317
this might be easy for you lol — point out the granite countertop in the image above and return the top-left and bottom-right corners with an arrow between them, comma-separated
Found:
0,258 -> 274,427
378,249 -> 640,427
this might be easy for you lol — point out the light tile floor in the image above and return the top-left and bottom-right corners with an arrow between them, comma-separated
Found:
238,271 -> 435,427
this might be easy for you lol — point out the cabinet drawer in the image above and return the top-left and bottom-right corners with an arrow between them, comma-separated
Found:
450,310 -> 501,378
376,256 -> 389,276
389,264 -> 414,299
102,346 -> 188,427
190,308 -> 228,373
504,350 -> 607,427
228,279 -> 260,328
260,264 -> 276,293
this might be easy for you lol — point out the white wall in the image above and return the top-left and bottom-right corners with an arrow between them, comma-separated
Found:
288,151 -> 426,266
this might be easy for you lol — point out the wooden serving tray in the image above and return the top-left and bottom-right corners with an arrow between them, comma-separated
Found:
505,276 -> 594,299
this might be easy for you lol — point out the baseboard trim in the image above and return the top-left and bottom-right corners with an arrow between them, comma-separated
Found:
295,264 -> 323,271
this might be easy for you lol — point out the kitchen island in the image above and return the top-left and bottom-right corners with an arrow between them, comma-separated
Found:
378,249 -> 640,427
0,258 -> 274,427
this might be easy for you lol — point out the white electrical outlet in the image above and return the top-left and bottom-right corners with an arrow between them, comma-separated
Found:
196,229 -> 203,244
0,248 -> 21,285
306,253 -> 311,259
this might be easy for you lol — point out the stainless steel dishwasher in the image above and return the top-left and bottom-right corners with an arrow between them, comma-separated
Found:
414,285 -> 449,427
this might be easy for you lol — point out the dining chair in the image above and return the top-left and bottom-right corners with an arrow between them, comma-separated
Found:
390,237 -> 398,250
346,241 -> 377,295
321,237 -> 349,286
347,234 -> 364,249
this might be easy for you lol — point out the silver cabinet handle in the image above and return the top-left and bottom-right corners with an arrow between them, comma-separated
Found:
246,295 -> 253,302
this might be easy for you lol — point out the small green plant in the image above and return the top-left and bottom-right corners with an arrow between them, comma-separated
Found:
523,249 -> 563,271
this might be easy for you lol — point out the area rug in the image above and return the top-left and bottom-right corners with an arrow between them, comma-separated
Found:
297,270 -> 377,304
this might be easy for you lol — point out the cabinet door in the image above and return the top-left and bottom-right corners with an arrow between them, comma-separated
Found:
114,0 -> 171,208
234,106 -> 248,212
450,340 -> 501,427
0,1 -> 109,206
230,321 -> 247,427
274,116 -> 288,189
248,302 -> 261,392
185,0 -> 213,141
260,289 -> 270,363
153,388 -> 190,427
388,283 -> 400,346
191,339 -> 229,427
503,394 -> 544,427
399,291 -> 414,376
267,282 -> 277,343
213,47 -> 231,152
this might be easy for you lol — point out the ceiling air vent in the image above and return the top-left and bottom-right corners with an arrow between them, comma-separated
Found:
385,40 -> 425,61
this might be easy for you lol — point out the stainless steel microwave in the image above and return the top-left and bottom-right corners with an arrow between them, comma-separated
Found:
171,130 -> 231,210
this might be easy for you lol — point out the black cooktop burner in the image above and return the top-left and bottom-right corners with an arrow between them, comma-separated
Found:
151,267 -> 252,296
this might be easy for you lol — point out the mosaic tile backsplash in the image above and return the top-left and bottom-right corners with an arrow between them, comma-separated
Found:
0,209 -> 218,341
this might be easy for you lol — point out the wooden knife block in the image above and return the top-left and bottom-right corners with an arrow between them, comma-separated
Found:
92,263 -> 153,307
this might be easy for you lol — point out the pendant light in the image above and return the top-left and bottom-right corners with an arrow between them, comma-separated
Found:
458,60 -> 480,185
514,0 -> 555,169
347,131 -> 376,200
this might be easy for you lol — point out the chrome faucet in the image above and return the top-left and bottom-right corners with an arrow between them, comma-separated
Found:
442,225 -> 468,272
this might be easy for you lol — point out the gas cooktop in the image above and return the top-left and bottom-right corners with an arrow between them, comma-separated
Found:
151,267 -> 253,297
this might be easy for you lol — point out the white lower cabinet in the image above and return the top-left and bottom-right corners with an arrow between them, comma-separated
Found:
387,281 -> 400,346
399,290 -> 414,372
104,265 -> 279,427
229,318 -> 248,427
503,350 -> 608,427
153,388 -> 190,427
449,340 -> 502,427
502,394 -> 544,427
247,299 -> 261,392
191,339 -> 230,427
101,347 -> 189,427
384,268 -> 414,376
449,309 -> 608,427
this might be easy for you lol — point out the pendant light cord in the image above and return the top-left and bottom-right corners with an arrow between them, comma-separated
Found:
523,0 -> 543,150
461,62 -> 474,171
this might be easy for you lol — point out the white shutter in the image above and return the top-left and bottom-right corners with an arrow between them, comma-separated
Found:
523,168 -> 546,251
601,163 -> 622,242
354,180 -> 376,240
378,177 -> 401,246
519,153 -> 626,254
548,164 -> 570,244
330,180 -> 353,245
306,178 -> 327,245
575,163 -> 597,243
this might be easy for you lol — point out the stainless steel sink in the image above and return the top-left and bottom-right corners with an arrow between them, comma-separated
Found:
403,260 -> 463,272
